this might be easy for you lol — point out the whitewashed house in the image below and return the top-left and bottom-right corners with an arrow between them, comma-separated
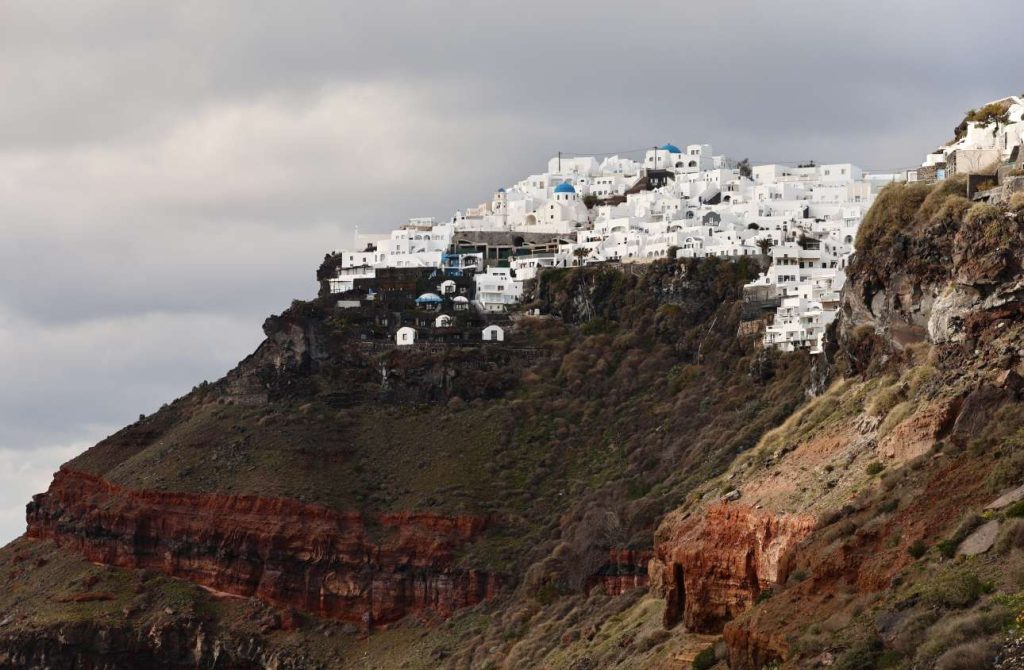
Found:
396,327 -> 417,346
482,325 -> 505,342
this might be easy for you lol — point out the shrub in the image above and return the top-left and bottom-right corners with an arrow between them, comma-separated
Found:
868,381 -> 904,419
996,518 -> 1024,555
907,539 -> 928,559
866,461 -> 885,476
965,202 -> 1001,227
936,539 -> 958,559
879,400 -> 917,437
835,638 -> 883,670
1006,500 -> 1024,518
987,451 -> 1024,492
756,588 -> 774,604
929,194 -> 972,227
918,175 -> 968,223
855,182 -> 933,254
692,646 -> 717,670
937,514 -> 984,558
876,497 -> 901,514
934,639 -> 998,670
1010,191 -> 1024,213
918,607 -> 1009,660
825,519 -> 859,544
890,609 -> 938,656
921,571 -> 993,609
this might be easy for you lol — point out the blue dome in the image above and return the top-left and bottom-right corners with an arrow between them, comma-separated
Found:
660,143 -> 682,154
416,292 -> 443,303
497,187 -> 506,193
553,181 -> 576,194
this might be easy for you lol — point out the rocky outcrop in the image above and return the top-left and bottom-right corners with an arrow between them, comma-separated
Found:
589,549 -> 651,596
651,502 -> 815,633
0,619 -> 322,670
876,399 -> 959,461
26,470 -> 502,629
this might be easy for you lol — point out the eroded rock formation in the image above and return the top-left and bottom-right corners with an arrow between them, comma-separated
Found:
652,502 -> 815,633
27,469 -> 502,629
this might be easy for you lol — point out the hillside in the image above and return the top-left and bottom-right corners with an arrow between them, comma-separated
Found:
6,124 -> 1024,669
2,256 -> 815,669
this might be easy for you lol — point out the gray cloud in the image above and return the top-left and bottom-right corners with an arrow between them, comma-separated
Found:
1,0 -> 1022,543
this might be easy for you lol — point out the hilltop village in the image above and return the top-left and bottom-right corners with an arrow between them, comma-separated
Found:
324,95 -> 1024,355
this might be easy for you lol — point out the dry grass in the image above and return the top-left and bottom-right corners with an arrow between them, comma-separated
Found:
1010,191 -> 1024,213
934,639 -> 999,670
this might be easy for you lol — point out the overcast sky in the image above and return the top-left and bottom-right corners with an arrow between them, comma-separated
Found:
1,0 -> 1021,544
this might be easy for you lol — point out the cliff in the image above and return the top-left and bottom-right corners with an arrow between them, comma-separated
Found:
653,503 -> 815,633
647,180 -> 1024,669
27,469 -> 500,629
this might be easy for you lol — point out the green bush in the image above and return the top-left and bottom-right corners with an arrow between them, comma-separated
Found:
921,571 -> 993,609
756,588 -> 774,604
866,461 -> 885,476
937,514 -> 984,558
877,498 -> 899,514
907,539 -> 928,559
692,646 -> 717,670
1005,500 -> 1024,518
936,539 -> 959,559
835,638 -> 884,670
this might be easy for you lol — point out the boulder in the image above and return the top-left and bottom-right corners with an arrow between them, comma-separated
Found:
957,520 -> 1000,556
987,483 -> 1024,511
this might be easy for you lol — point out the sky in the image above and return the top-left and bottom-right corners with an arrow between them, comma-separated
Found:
1,0 -> 1022,545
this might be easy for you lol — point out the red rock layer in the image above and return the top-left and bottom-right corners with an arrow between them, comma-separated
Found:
652,502 -> 815,633
27,469 -> 502,629
589,549 -> 652,596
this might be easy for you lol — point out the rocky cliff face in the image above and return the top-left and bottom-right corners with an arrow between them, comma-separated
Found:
649,181 -> 1024,669
651,503 -> 815,633
27,469 -> 501,630
0,619 -> 320,670
590,549 -> 652,596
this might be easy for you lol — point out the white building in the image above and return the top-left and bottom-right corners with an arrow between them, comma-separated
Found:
917,96 -> 1024,178
482,325 -> 505,342
474,267 -> 522,313
396,327 -> 417,346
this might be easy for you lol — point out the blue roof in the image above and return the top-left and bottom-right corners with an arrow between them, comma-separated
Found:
660,143 -> 682,153
497,187 -> 506,193
554,181 -> 576,194
416,293 -> 443,303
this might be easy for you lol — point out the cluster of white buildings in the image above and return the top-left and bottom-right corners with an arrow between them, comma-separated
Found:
913,95 -> 1024,181
329,143 -> 909,354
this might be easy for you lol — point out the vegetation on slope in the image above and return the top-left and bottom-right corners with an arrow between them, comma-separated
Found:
720,184 -> 1024,670
12,256 -> 810,669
